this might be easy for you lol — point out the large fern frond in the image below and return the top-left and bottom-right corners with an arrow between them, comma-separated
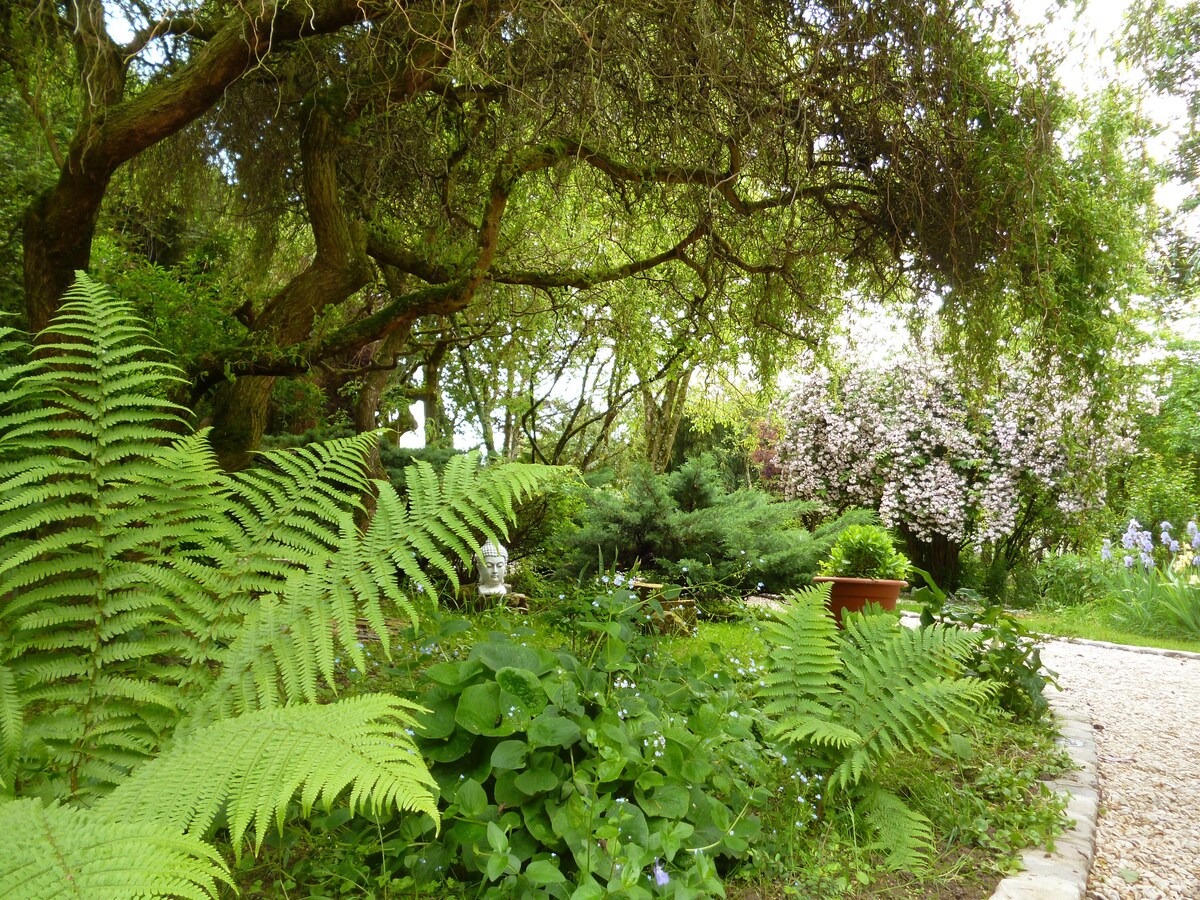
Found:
0,797 -> 229,900
759,598 -> 996,789
99,695 -> 438,851
391,453 -> 558,586
829,615 -> 996,792
0,274 -> 202,796
189,457 -> 559,722
758,583 -> 843,725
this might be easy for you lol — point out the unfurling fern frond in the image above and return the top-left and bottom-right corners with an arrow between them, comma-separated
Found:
100,695 -> 438,850
0,797 -> 229,900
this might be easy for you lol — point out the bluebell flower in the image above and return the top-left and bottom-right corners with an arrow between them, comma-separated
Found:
1101,539 -> 1112,562
1171,540 -> 1180,553
1123,555 -> 1134,568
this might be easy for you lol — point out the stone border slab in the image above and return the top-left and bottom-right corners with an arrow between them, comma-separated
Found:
988,693 -> 1099,900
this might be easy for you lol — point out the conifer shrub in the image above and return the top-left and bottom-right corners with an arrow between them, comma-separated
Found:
566,455 -> 875,596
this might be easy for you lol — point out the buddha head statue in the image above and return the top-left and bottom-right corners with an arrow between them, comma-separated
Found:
474,539 -> 509,595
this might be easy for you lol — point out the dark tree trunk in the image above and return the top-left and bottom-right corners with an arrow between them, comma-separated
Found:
900,526 -> 963,594
207,105 -> 370,469
22,0 -> 378,329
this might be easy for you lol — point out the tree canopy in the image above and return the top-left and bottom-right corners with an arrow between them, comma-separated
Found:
0,0 -> 1157,466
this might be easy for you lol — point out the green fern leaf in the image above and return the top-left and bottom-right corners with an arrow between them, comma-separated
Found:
0,797 -> 228,900
0,662 -> 20,792
860,786 -> 934,872
100,695 -> 438,850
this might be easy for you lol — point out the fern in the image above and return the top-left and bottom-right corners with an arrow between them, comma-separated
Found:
759,587 -> 996,868
101,695 -> 438,849
0,275 -> 199,796
0,274 -> 558,895
0,797 -> 229,900
859,785 -> 935,871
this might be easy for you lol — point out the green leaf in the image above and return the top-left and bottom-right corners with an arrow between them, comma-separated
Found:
421,727 -> 475,763
486,821 -> 508,853
524,859 -> 567,885
413,697 -> 458,740
495,667 -> 548,714
472,642 -> 556,676
456,682 -> 514,736
455,779 -> 488,818
424,660 -> 485,687
528,713 -> 581,748
491,740 -> 529,770
514,766 -> 559,796
0,798 -> 230,900
638,782 -> 690,819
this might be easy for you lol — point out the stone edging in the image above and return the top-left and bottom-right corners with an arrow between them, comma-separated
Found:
988,691 -> 1099,900
895,612 -> 1103,898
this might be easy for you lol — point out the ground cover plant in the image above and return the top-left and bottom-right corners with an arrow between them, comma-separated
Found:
226,590 -> 1072,899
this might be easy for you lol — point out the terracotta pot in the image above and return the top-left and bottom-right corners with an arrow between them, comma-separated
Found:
812,576 -> 906,626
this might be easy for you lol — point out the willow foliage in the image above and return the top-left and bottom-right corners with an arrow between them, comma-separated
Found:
0,274 -> 555,898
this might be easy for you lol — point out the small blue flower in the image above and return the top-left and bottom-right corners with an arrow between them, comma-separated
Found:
652,860 -> 669,887
1101,539 -> 1112,562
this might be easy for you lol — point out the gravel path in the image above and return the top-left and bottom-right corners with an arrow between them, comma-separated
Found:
1039,641 -> 1200,900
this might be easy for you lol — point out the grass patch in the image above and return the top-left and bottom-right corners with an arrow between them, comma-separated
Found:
898,596 -> 1200,653
1010,606 -> 1200,653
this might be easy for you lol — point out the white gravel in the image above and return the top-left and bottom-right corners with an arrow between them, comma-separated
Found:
1039,641 -> 1200,900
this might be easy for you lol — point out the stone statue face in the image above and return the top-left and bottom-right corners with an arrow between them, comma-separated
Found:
475,541 -> 509,595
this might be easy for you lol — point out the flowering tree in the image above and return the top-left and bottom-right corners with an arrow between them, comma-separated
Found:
763,355 -> 1134,588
